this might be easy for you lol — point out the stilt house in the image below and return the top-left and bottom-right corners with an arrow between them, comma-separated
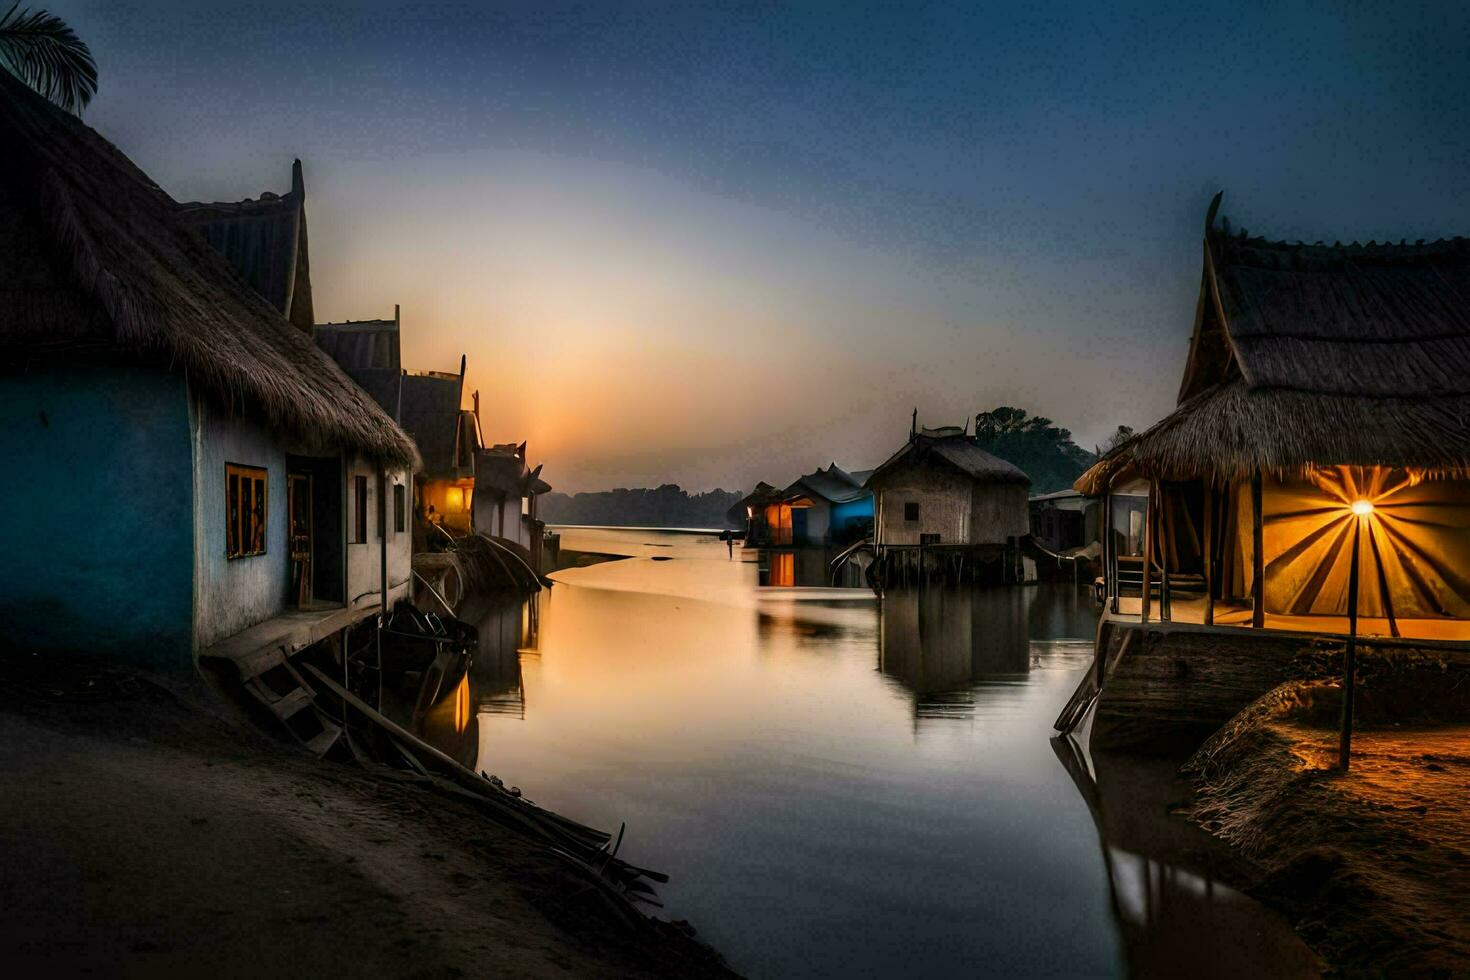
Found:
1077,195 -> 1470,641
866,423 -> 1030,548
0,71 -> 419,669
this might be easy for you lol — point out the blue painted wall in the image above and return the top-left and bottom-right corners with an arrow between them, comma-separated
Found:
0,364 -> 195,669
831,494 -> 874,534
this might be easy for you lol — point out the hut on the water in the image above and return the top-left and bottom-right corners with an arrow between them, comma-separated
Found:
866,423 -> 1030,547
779,463 -> 874,546
1077,194 -> 1470,642
0,70 -> 419,669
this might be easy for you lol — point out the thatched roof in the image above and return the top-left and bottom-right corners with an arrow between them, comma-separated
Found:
0,69 -> 419,468
176,161 -> 314,332
785,463 -> 871,505
1077,194 -> 1470,493
866,428 -> 1030,488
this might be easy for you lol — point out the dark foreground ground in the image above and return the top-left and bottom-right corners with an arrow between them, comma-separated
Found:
0,649 -> 732,979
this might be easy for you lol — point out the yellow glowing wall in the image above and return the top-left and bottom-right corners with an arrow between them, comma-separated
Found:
420,479 -> 475,533
1228,467 -> 1470,620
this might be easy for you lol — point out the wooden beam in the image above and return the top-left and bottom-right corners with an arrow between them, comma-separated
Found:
1251,470 -> 1265,628
1140,482 -> 1155,623
1202,480 -> 1215,626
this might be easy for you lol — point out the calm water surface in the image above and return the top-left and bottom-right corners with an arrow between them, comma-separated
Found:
436,527 -> 1317,978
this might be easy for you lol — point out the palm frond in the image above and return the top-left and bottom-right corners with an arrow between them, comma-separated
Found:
0,3 -> 97,113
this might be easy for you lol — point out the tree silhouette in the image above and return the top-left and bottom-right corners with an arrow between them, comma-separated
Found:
0,3 -> 97,113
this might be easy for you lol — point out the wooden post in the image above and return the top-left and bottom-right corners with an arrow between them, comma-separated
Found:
1158,483 -> 1172,621
1104,493 -> 1117,614
1202,480 -> 1215,626
1340,518 -> 1361,770
1251,471 -> 1265,629
1140,482 -> 1155,623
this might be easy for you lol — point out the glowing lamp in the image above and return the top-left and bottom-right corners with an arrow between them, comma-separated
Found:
1351,499 -> 1374,517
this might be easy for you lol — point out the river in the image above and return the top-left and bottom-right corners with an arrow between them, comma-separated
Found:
432,527 -> 1319,978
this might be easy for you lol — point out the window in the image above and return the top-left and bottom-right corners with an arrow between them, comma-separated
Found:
393,484 -> 406,533
904,501 -> 920,522
352,475 -> 368,543
226,464 -> 268,558
919,532 -> 941,546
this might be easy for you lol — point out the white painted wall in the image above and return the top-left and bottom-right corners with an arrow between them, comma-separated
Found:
190,390 -> 290,650
345,454 -> 413,612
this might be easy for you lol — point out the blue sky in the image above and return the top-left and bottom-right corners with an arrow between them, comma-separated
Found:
69,1 -> 1470,490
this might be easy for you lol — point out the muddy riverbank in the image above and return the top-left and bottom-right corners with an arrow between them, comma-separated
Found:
1186,680 -> 1470,975
0,648 -> 731,978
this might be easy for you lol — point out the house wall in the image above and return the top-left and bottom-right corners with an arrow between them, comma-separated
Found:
0,364 -> 195,668
472,489 -> 525,546
970,483 -> 1030,545
830,495 -> 874,536
191,390 -> 290,650
345,456 -> 413,612
874,466 -> 973,546
794,503 -> 831,545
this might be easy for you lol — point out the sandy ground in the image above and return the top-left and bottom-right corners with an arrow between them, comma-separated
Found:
0,649 -> 732,979
1187,681 -> 1470,976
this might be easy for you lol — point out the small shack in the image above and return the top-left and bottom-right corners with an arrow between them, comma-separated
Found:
780,463 -> 874,546
1078,196 -> 1470,642
865,422 -> 1031,586
0,71 -> 419,670
729,481 -> 785,545
1029,489 -> 1102,554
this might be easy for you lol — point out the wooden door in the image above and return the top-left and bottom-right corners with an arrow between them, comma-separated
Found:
288,473 -> 313,605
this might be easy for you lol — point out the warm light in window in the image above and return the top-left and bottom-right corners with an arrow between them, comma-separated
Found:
1351,499 -> 1374,517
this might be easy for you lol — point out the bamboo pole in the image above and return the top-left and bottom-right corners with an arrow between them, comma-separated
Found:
1202,480 -> 1215,626
1251,471 -> 1265,629
1140,482 -> 1155,623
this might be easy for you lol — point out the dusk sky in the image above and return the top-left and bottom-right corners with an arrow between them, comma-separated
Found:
74,1 -> 1470,492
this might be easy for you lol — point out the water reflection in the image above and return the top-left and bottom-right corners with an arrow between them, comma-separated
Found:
401,529 -> 1316,978
473,593 -> 536,718
758,546 -> 866,588
1053,735 -> 1323,978
877,586 -> 1100,722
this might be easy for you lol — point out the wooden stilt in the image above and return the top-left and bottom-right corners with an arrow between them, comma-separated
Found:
1202,480 -> 1215,626
1140,482 -> 1155,623
1158,483 -> 1172,621
1251,471 -> 1265,629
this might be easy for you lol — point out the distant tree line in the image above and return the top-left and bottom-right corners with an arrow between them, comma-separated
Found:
540,484 -> 744,529
971,407 -> 1133,495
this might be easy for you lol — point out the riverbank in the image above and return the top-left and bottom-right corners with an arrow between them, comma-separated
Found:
0,649 -> 732,978
1186,680 -> 1470,975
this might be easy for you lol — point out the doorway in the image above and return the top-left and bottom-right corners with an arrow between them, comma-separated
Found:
287,454 -> 345,606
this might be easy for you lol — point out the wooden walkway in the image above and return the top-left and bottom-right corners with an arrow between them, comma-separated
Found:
198,604 -> 375,681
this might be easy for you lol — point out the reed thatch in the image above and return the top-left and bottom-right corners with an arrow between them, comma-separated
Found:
1077,195 -> 1470,493
0,68 -> 419,468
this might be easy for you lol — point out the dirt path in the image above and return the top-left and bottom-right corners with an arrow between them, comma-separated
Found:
0,651 -> 731,978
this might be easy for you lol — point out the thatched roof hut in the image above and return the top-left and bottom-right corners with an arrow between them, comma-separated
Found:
0,69 -> 418,468
1078,194 -> 1470,494
1079,195 -> 1470,642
